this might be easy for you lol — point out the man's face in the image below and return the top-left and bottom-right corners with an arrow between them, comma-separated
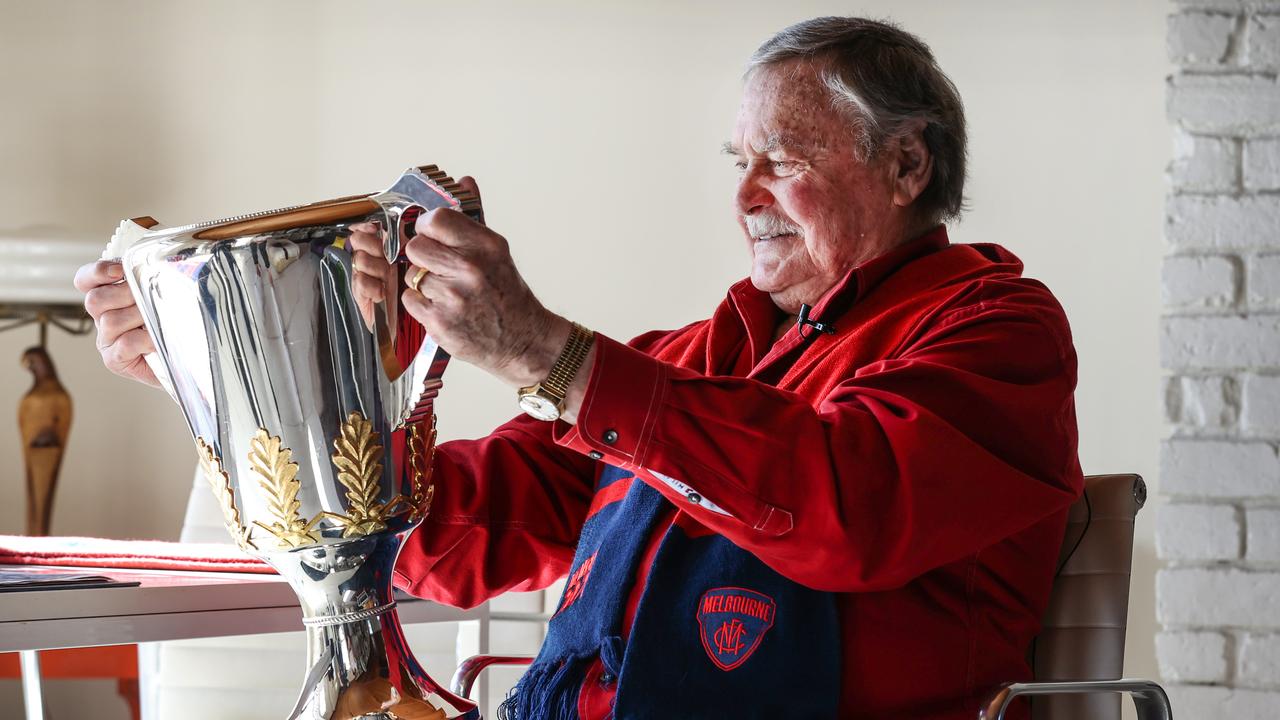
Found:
729,61 -> 906,314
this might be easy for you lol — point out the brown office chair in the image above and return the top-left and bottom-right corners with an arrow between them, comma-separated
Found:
452,475 -> 1173,720
979,473 -> 1171,720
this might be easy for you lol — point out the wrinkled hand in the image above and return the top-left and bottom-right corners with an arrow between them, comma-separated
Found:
396,177 -> 570,389
73,260 -> 161,388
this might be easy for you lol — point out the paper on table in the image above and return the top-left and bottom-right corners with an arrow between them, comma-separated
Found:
0,566 -> 140,593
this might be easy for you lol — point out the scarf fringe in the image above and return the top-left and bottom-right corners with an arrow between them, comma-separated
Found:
496,655 -> 590,720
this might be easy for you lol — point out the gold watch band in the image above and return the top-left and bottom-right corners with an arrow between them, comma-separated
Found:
539,322 -> 594,401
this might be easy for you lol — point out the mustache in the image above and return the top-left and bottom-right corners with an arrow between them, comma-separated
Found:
743,214 -> 802,238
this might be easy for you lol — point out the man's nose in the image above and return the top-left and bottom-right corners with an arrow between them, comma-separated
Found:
735,169 -> 773,216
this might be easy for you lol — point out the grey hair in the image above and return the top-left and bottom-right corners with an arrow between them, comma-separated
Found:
748,17 -> 968,225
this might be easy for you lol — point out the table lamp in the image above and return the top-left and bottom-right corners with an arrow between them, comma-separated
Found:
0,227 -> 98,536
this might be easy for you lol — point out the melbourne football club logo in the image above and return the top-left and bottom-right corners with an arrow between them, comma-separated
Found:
696,587 -> 776,671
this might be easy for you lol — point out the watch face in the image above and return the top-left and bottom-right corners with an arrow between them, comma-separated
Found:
519,393 -> 561,421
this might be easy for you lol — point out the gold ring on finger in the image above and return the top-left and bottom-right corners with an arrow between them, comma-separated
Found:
408,267 -> 429,293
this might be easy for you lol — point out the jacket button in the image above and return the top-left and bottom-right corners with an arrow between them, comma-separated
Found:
686,491 -> 702,505
602,429 -> 619,445
588,450 -> 603,460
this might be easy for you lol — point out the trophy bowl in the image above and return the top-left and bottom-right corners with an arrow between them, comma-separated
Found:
120,166 -> 480,719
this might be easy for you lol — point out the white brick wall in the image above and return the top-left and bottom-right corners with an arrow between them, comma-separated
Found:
1157,503 -> 1240,560
1160,439 -> 1278,497
1168,685 -> 1280,719
1161,4 -> 1280,711
1167,74 -> 1280,134
1160,315 -> 1280,368
1242,374 -> 1280,432
1162,254 -> 1239,308
1165,375 -> 1239,427
1164,195 -> 1280,251
1244,138 -> 1280,190
1171,132 -> 1240,192
1168,12 -> 1237,65
1244,14 -> 1280,69
1249,253 -> 1280,306
1238,633 -> 1280,688
1157,569 -> 1280,627
1156,631 -> 1229,682
1246,507 -> 1280,562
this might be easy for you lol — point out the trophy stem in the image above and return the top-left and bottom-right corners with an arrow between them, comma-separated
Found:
268,534 -> 478,720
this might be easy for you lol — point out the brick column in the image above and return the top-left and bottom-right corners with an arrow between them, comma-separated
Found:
1159,2 -> 1280,715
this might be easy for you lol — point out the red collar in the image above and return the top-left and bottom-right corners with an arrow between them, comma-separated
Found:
827,225 -> 950,309
727,225 -> 951,332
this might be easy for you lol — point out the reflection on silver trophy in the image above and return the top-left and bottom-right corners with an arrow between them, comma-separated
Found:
120,166 -> 480,719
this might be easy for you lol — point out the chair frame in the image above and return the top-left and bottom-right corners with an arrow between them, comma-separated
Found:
452,662 -> 1177,719
978,678 -> 1172,720
451,655 -> 533,700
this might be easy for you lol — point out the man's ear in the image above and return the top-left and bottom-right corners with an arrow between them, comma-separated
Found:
891,120 -> 933,209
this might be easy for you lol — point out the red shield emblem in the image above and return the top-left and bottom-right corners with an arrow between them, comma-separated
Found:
696,587 -> 776,671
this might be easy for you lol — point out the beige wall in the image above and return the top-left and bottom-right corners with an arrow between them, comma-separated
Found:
0,0 -> 1168,714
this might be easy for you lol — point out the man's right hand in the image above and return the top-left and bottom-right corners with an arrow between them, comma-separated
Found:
73,260 -> 162,388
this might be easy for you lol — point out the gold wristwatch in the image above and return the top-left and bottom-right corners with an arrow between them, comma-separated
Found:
518,322 -> 595,421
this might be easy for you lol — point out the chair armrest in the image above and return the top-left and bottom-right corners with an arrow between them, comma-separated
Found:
450,655 -> 535,699
978,678 -> 1172,720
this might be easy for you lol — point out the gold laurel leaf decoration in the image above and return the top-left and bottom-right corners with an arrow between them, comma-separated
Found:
329,411 -> 406,537
249,429 -> 320,549
406,417 -> 438,524
334,412 -> 383,516
195,437 -> 256,551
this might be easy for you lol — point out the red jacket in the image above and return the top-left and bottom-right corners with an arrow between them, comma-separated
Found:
396,227 -> 1083,717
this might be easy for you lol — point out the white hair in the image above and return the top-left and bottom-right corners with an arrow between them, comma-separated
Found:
747,17 -> 968,224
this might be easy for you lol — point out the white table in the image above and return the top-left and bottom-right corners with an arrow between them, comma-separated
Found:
0,565 -> 488,719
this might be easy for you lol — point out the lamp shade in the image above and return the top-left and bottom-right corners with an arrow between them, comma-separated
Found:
0,226 -> 103,305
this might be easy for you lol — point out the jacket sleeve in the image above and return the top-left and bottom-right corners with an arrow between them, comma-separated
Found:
394,414 -> 597,609
553,296 -> 1084,592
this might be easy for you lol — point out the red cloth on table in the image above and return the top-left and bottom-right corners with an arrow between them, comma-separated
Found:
395,227 -> 1083,719
0,535 -> 273,574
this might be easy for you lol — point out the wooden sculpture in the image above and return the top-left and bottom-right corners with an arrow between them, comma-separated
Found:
19,345 -> 72,536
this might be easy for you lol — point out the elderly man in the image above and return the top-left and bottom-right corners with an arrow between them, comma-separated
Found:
78,16 -> 1081,720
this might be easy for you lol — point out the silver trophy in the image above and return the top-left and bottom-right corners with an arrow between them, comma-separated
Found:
120,166 -> 479,719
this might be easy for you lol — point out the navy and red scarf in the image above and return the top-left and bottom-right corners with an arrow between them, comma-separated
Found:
499,464 -> 841,719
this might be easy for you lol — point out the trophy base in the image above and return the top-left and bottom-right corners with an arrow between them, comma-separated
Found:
268,533 -> 478,720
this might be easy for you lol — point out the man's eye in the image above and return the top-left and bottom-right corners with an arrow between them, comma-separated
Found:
734,161 -> 748,172
771,160 -> 793,171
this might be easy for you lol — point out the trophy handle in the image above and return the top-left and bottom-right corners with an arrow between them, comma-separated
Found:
370,166 -> 481,427
396,331 -> 449,427
371,165 -> 482,265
